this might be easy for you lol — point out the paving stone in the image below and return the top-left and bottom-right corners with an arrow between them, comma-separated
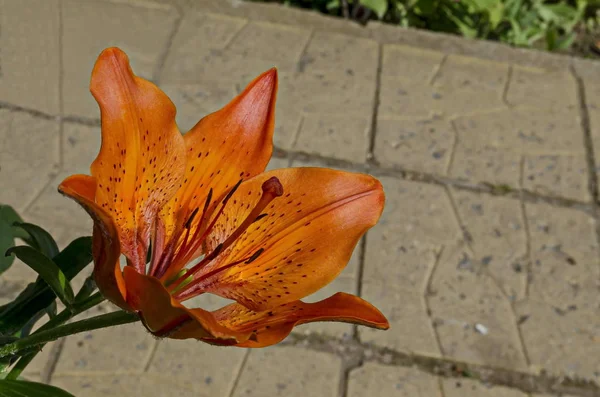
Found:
450,190 -> 527,301
378,77 -> 440,120
52,374 -> 201,397
583,80 -> 600,198
301,32 -> 378,76
232,346 -> 341,397
525,203 -> 599,309
54,322 -> 154,374
162,79 -> 300,151
379,53 -> 509,120
0,277 -> 29,305
454,107 -> 585,157
162,11 -> 266,84
382,45 -> 444,83
442,377 -> 527,396
359,177 -> 459,356
25,122 -> 98,227
506,67 -> 578,112
367,177 -> 460,245
298,247 -> 361,339
146,338 -> 247,395
61,0 -> 178,117
436,55 -> 509,91
428,243 -> 529,370
227,22 -> 312,72
523,154 -> 589,202
280,71 -> 376,115
515,298 -> 600,381
293,113 -> 370,162
0,0 -> 60,114
375,116 -> 454,174
265,157 -> 290,171
21,341 -> 57,380
452,108 -> 587,198
0,110 -> 60,211
162,81 -> 237,133
348,363 -> 443,397
272,104 -> 303,151
26,172 -> 93,230
430,55 -> 508,116
62,122 -> 101,174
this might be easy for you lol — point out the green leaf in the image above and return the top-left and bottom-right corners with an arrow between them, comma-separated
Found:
361,0 -> 388,18
13,223 -> 59,259
488,2 -> 505,30
546,25 -> 558,50
0,237 -> 93,336
0,206 -> 23,275
74,276 -> 97,303
554,31 -> 576,50
5,247 -> 75,309
14,308 -> 47,338
0,379 -> 75,397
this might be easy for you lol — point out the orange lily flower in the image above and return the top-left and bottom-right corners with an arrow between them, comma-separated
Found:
58,47 -> 389,347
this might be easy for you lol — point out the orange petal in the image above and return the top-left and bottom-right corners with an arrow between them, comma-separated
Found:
212,292 -> 389,348
58,174 -> 129,310
181,168 -> 384,311
89,47 -> 186,271
158,69 -> 278,274
122,267 -> 251,343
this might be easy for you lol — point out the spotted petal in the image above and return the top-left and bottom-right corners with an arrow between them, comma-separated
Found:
122,267 -> 251,343
158,68 -> 278,277
58,174 -> 129,310
89,47 -> 186,272
210,293 -> 389,347
178,168 -> 384,311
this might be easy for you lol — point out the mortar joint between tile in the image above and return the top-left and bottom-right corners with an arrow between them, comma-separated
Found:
153,11 -> 184,84
42,338 -> 66,384
366,42 -> 383,166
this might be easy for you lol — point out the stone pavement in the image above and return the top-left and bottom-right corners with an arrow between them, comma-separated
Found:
1,0 -> 600,396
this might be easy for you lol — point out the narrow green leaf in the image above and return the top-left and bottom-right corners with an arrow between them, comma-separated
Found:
5,247 -> 75,308
13,223 -> 59,259
0,379 -> 75,397
360,0 -> 388,18
14,308 -> 47,338
0,237 -> 93,335
74,276 -> 97,303
0,206 -> 24,274
0,206 -> 24,236
554,31 -> 576,50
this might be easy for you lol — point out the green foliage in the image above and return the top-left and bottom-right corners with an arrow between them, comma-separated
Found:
0,237 -> 93,336
0,379 -> 75,396
253,0 -> 599,51
0,204 -> 98,395
5,247 -> 76,310
0,206 -> 25,274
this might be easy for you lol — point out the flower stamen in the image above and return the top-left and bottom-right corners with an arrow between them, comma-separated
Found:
170,177 -> 283,299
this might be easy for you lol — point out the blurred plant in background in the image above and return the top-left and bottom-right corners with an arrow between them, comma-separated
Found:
250,0 -> 600,54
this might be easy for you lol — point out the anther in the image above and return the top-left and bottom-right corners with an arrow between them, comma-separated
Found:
245,248 -> 264,264
184,207 -> 200,229
253,213 -> 268,223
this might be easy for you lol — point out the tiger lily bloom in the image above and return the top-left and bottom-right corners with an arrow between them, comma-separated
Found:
58,47 -> 389,347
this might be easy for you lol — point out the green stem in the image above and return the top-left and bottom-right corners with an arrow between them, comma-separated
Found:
5,292 -> 107,380
0,310 -> 139,359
